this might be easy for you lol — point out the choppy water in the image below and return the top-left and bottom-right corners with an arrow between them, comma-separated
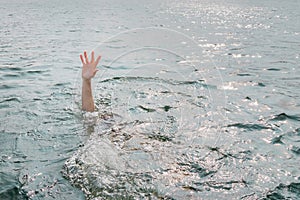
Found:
1,0 -> 300,199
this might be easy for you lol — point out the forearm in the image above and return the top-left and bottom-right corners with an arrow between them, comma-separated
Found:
82,79 -> 95,112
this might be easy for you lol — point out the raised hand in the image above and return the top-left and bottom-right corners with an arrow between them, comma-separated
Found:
80,51 -> 101,81
80,51 -> 101,112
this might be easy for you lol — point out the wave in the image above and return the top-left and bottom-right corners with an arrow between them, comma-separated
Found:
269,113 -> 300,122
99,76 -> 216,89
264,182 -> 300,199
227,123 -> 272,131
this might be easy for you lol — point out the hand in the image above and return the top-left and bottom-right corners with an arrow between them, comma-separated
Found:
80,51 -> 101,81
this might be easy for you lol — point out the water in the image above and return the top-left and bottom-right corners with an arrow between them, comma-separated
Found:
1,0 -> 299,199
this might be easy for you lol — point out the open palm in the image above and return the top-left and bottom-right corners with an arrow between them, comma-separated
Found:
80,51 -> 101,80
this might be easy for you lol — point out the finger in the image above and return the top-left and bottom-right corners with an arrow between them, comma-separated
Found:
84,51 -> 89,63
95,55 -> 101,66
80,54 -> 85,64
91,51 -> 95,62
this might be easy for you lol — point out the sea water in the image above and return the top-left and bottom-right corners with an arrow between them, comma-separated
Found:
0,0 -> 299,199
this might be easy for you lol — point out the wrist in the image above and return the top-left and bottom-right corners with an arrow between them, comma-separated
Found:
82,77 -> 92,82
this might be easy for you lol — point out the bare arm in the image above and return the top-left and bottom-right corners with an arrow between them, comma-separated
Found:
80,51 -> 101,112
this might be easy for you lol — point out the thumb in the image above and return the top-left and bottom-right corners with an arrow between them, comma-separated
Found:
93,69 -> 99,76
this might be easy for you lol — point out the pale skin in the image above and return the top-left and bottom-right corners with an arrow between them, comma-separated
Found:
80,51 -> 101,112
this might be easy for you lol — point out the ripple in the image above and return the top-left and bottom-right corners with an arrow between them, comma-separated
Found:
0,97 -> 21,103
269,113 -> 300,122
227,123 -> 272,131
264,182 -> 300,199
267,68 -> 281,71
291,146 -> 300,155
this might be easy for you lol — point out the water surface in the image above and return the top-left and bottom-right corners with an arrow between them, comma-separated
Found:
0,0 -> 299,199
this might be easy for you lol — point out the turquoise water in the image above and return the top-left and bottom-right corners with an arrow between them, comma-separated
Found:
1,0 -> 299,199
